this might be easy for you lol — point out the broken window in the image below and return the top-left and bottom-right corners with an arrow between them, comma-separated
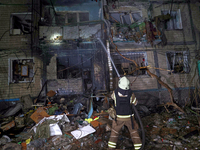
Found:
112,52 -> 147,76
67,13 -> 77,23
9,58 -> 34,83
161,9 -> 182,30
131,12 -> 142,22
66,12 -> 89,24
10,12 -> 32,35
57,58 -> 82,79
166,51 -> 190,74
109,12 -> 142,24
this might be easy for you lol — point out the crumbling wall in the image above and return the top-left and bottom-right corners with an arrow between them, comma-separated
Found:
152,3 -> 194,43
46,54 -> 83,95
47,54 -> 57,80
108,1 -> 198,107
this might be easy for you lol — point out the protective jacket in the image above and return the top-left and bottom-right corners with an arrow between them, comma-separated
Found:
114,88 -> 132,116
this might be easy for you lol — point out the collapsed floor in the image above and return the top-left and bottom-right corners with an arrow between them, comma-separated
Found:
0,93 -> 200,150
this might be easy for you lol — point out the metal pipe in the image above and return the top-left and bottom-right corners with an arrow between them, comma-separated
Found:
97,38 -> 120,78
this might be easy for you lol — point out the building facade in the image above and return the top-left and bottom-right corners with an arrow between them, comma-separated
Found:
0,0 -> 42,110
103,0 -> 198,107
0,0 -> 199,111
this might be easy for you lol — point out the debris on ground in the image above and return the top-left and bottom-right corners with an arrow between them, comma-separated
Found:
0,91 -> 200,150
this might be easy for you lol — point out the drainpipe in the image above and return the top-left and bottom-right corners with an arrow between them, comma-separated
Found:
101,0 -> 111,37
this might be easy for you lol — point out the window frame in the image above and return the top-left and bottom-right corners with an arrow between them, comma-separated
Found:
10,12 -> 32,35
109,11 -> 142,25
111,51 -> 148,77
166,51 -> 190,74
65,11 -> 89,24
8,57 -> 35,84
161,9 -> 183,30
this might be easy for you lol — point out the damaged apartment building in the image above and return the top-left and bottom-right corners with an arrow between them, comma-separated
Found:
0,0 -> 199,109
0,0 -> 200,149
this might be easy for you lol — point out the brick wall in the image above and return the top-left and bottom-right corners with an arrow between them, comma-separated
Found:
157,45 -> 197,89
47,78 -> 83,95
0,0 -> 43,100
0,0 -> 32,49
0,50 -> 43,100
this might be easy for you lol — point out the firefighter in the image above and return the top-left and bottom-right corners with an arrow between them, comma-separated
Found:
108,76 -> 142,150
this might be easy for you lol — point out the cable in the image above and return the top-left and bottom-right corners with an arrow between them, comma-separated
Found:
0,29 -> 11,41
0,11 -> 32,42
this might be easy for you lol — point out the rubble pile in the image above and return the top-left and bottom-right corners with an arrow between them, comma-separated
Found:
0,92 -> 200,150
142,109 -> 200,150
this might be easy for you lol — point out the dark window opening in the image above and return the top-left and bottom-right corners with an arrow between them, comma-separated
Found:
57,58 -> 82,79
166,51 -> 190,74
10,13 -> 32,35
67,13 -> 77,23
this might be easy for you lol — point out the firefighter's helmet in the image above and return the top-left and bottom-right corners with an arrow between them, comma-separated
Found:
118,76 -> 130,90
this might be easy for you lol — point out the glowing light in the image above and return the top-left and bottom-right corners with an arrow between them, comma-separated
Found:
50,33 -> 62,40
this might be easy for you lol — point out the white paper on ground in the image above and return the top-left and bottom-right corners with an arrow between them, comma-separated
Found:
49,123 -> 62,136
71,125 -> 96,139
